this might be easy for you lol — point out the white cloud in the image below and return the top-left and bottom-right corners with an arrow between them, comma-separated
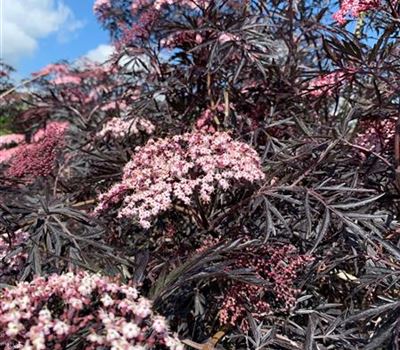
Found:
84,44 -> 114,63
57,18 -> 85,44
1,0 -> 82,65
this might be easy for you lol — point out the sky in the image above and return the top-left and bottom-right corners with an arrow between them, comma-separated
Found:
0,0 -> 114,78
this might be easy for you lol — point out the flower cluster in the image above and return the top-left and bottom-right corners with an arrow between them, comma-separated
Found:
95,131 -> 264,228
195,104 -> 229,133
130,0 -> 199,15
52,74 -> 82,85
6,122 -> 68,181
33,64 -> 70,77
0,134 -> 25,164
98,117 -> 155,139
0,147 -> 20,164
0,230 -> 28,282
93,0 -> 111,13
192,238 -> 220,258
33,63 -> 82,86
103,0 -> 207,47
65,67 -> 118,105
307,71 -> 348,97
220,244 -> 314,331
101,101 -> 128,112
353,117 -> 396,154
0,133 -> 24,148
160,31 -> 203,48
333,0 -> 380,24
218,32 -> 240,44
34,61 -> 117,97
0,271 -> 183,349
93,0 -> 113,22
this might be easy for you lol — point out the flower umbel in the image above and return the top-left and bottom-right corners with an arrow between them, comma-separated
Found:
0,271 -> 183,349
95,131 -> 264,228
6,122 -> 68,181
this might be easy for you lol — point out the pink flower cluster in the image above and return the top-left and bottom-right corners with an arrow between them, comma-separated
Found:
333,0 -> 380,24
35,61 -> 116,92
111,0 -> 206,47
153,0 -> 200,10
195,236 -> 220,254
159,28 -> 242,50
93,0 -> 112,16
307,71 -> 347,97
0,230 -> 28,281
0,134 -> 25,164
220,243 -> 313,331
33,63 -> 82,86
195,104 -> 229,133
0,147 -> 21,164
52,75 -> 82,85
0,271 -> 183,350
218,32 -> 240,44
97,117 -> 155,139
6,122 -> 68,181
0,134 -> 24,148
32,64 -> 69,77
353,117 -> 396,154
160,31 -> 203,48
59,64 -> 118,105
115,25 -> 151,49
80,60 -> 118,77
95,131 -> 264,228
131,0 -> 199,14
113,6 -> 159,47
100,101 -> 128,112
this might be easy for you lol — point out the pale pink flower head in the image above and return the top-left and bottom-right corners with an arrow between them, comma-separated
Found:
93,0 -> 112,13
152,316 -> 168,333
218,32 -> 240,44
100,100 -> 128,112
160,30 -> 205,48
53,321 -> 70,336
0,147 -> 21,164
195,104 -> 225,132
0,230 -> 29,282
307,71 -> 348,97
153,0 -> 199,10
122,322 -> 140,339
51,74 -> 82,85
0,133 -> 25,165
0,271 -> 182,349
195,33 -> 203,44
131,0 -> 153,14
32,63 -> 69,77
332,0 -> 381,24
95,131 -> 264,228
97,117 -> 155,139
353,117 -> 396,157
0,134 -> 24,148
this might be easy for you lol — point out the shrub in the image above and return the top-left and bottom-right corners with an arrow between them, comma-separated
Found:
0,0 -> 399,348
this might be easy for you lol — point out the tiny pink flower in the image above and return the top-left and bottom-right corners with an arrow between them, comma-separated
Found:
122,322 -> 140,339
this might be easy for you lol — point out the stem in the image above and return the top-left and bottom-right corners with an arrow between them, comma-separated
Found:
193,191 -> 209,229
0,74 -> 45,100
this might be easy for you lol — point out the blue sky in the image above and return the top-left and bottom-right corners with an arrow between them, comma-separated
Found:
1,0 -> 112,78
